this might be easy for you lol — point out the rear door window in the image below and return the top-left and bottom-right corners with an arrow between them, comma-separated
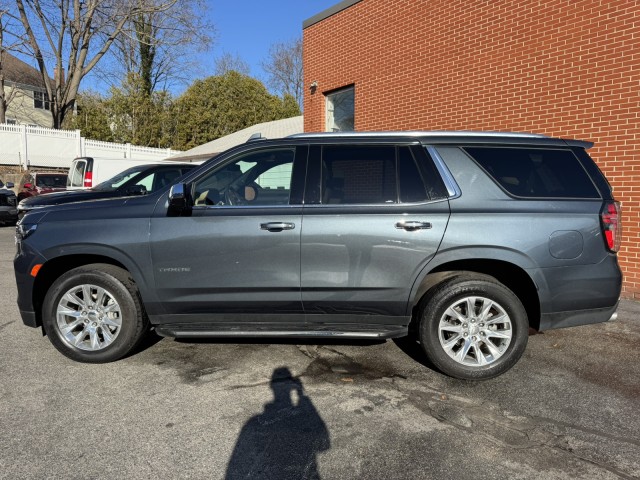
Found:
463,147 -> 600,199
321,146 -> 397,204
68,160 -> 87,187
398,147 -> 429,203
317,145 -> 437,205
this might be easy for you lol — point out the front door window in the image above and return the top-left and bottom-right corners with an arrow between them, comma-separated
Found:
193,148 -> 295,207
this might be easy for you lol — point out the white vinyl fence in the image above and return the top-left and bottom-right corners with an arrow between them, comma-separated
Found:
0,124 -> 182,170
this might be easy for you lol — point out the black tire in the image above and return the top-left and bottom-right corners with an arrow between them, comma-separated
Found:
42,264 -> 149,363
418,273 -> 528,380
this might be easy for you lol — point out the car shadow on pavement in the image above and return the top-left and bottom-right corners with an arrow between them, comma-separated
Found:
392,336 -> 440,372
225,367 -> 330,480
126,330 -> 165,358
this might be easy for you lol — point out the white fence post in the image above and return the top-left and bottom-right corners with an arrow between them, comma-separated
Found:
80,137 -> 86,157
19,125 -> 28,170
76,130 -> 82,157
126,143 -> 132,159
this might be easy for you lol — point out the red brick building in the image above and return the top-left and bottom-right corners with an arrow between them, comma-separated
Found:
303,0 -> 640,298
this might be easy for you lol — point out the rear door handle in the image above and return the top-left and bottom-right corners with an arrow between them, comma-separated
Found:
261,222 -> 296,232
395,221 -> 432,231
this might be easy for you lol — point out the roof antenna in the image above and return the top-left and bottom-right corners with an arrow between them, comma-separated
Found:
247,133 -> 265,142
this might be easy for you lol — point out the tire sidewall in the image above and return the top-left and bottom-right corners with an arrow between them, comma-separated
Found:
420,278 -> 529,380
43,269 -> 140,363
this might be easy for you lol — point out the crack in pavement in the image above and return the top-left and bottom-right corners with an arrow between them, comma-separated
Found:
0,321 -> 15,333
295,344 -> 639,479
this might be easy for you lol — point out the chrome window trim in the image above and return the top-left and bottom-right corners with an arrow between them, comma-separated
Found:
425,145 -> 462,199
191,204 -> 301,211
301,197 -> 450,209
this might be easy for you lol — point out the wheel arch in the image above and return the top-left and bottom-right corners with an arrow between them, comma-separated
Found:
32,252 -> 148,328
410,258 -> 541,331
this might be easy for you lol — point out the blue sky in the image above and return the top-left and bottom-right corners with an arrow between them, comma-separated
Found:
207,1 -> 338,80
83,1 -> 339,94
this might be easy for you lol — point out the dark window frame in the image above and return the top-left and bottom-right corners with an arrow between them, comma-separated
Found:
33,90 -> 51,111
303,143 -> 444,207
462,146 -> 602,200
190,145 -> 307,209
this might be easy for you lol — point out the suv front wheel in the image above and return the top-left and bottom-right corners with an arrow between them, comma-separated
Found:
42,264 -> 149,363
418,273 -> 528,380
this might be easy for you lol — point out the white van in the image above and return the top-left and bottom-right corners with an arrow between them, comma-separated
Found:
67,157 -> 164,190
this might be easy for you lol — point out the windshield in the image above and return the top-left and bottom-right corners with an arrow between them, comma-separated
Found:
36,174 -> 67,188
92,165 -> 153,192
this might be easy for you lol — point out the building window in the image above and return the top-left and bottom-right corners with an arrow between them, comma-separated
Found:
6,118 -> 17,125
326,86 -> 354,132
33,91 -> 51,110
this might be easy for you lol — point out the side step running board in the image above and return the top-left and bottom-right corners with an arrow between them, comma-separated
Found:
155,326 -> 408,340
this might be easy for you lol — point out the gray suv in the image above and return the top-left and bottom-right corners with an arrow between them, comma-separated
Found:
14,132 -> 622,379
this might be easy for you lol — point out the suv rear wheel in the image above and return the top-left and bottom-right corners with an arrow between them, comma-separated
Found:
418,273 -> 528,380
42,264 -> 149,363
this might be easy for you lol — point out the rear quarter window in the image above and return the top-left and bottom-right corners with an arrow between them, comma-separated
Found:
463,147 -> 600,199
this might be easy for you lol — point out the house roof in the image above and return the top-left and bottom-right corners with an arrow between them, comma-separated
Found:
303,0 -> 363,29
168,116 -> 304,162
1,52 -> 46,89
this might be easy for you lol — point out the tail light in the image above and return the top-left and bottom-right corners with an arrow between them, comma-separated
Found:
83,171 -> 92,188
600,201 -> 621,253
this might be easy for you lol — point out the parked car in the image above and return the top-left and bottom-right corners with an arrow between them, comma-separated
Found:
14,132 -> 622,379
0,178 -> 17,225
18,163 -> 196,217
17,172 -> 68,202
66,156 -> 189,190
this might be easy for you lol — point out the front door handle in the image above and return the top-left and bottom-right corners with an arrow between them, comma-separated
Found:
261,222 -> 296,232
395,221 -> 432,231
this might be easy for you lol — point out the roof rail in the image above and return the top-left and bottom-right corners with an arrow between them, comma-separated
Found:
288,131 -> 549,139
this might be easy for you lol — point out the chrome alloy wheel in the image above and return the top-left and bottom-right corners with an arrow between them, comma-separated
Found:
438,296 -> 513,367
56,284 -> 122,351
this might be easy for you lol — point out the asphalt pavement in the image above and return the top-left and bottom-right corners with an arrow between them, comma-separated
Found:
0,224 -> 638,479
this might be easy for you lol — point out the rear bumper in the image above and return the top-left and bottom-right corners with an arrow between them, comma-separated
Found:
539,302 -> 619,331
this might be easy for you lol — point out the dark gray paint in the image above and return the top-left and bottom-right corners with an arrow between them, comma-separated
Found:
14,132 -> 622,338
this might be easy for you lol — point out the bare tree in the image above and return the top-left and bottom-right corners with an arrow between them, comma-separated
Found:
99,0 -> 214,95
0,10 -> 14,123
12,0 -> 177,128
214,52 -> 249,76
261,37 -> 303,108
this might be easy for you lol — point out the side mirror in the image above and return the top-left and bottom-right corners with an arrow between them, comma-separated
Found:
168,183 -> 190,216
6,182 -> 15,189
23,183 -> 32,190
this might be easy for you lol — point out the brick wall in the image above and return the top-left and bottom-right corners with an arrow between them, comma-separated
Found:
303,0 -> 640,298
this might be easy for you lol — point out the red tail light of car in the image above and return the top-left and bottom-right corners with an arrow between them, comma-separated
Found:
601,201 -> 621,253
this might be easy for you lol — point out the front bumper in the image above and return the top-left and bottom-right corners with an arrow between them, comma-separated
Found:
14,243 -> 47,328
19,309 -> 38,328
